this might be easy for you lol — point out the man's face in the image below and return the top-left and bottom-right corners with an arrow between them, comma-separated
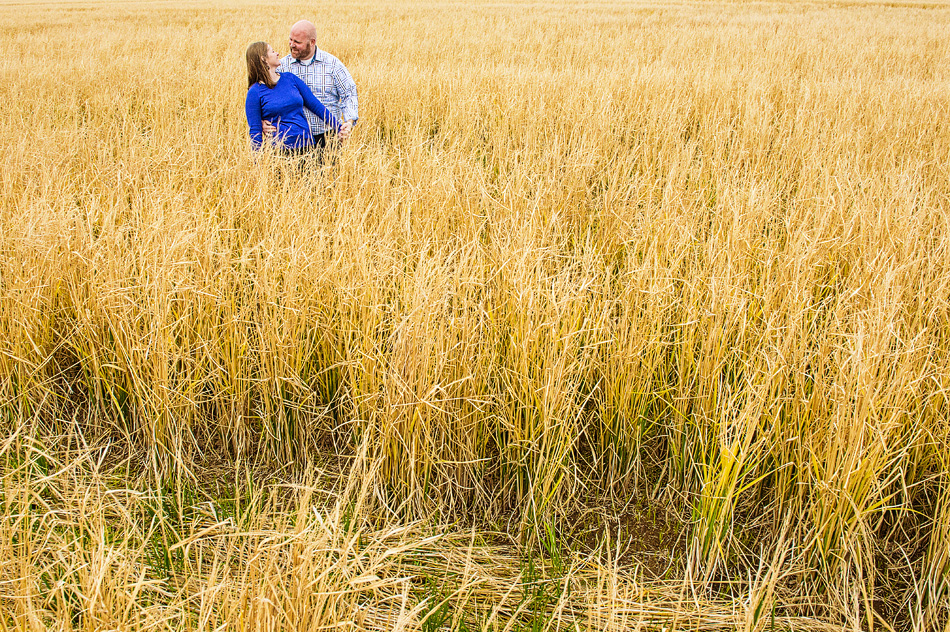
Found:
289,29 -> 315,60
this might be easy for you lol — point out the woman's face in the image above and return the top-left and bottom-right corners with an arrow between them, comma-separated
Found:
263,45 -> 280,69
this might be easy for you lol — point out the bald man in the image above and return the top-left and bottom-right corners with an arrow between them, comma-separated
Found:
262,20 -> 357,149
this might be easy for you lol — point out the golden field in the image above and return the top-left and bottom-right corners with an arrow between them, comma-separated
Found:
1,0 -> 949,629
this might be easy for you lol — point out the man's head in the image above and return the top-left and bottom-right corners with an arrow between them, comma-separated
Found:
289,20 -> 317,60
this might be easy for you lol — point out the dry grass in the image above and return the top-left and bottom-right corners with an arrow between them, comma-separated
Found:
1,0 -> 949,629
0,423 -> 851,631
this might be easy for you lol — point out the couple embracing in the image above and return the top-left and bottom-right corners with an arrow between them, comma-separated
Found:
245,20 -> 358,159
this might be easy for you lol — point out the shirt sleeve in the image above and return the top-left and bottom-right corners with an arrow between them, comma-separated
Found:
333,63 -> 359,124
289,73 -> 341,132
245,86 -> 264,149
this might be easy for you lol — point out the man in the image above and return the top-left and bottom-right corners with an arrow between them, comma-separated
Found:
262,20 -> 357,147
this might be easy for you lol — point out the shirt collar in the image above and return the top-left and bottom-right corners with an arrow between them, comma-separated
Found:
291,48 -> 326,66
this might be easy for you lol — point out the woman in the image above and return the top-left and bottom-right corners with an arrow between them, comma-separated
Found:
244,41 -> 347,154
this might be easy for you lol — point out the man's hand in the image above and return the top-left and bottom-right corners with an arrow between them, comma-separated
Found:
261,120 -> 277,136
338,121 -> 353,141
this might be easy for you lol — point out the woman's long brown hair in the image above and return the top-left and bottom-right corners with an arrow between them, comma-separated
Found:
246,42 -> 276,89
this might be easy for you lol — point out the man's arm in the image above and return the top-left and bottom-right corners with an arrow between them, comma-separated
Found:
334,64 -> 359,127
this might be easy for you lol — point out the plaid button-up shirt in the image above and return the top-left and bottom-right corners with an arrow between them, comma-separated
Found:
278,49 -> 358,136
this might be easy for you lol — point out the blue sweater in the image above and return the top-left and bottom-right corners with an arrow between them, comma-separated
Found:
245,73 -> 341,150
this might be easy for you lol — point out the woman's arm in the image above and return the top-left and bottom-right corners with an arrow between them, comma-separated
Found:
244,87 -> 265,149
289,73 -> 342,132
